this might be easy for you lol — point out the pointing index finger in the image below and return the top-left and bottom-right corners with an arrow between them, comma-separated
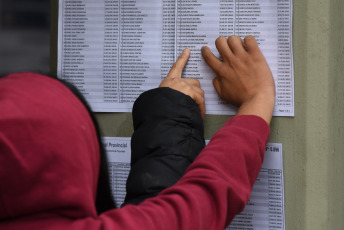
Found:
166,48 -> 190,78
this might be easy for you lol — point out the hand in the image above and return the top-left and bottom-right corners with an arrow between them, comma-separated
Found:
201,36 -> 275,124
160,48 -> 206,119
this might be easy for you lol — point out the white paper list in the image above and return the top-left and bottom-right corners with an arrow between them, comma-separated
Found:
103,137 -> 285,229
59,0 -> 293,116
227,143 -> 285,230
102,137 -> 131,206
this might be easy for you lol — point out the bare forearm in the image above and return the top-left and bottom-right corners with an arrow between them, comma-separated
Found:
236,92 -> 275,125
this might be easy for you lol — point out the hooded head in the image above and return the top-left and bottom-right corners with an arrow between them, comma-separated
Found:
0,72 -> 111,220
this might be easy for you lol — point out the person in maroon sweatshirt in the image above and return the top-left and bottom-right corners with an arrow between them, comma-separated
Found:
0,35 -> 275,230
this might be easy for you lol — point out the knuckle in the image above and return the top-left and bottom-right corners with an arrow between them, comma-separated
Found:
199,90 -> 205,100
200,95 -> 205,103
180,80 -> 191,89
192,79 -> 200,86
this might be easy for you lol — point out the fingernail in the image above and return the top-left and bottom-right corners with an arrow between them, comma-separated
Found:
183,48 -> 190,54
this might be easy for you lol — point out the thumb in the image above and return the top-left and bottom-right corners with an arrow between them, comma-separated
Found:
166,48 -> 190,78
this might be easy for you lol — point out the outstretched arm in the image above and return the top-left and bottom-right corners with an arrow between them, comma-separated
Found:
111,36 -> 274,230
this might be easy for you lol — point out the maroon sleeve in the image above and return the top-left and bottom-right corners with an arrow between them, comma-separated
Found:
100,115 -> 270,230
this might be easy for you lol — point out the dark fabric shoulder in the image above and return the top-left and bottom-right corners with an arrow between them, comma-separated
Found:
123,87 -> 205,205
